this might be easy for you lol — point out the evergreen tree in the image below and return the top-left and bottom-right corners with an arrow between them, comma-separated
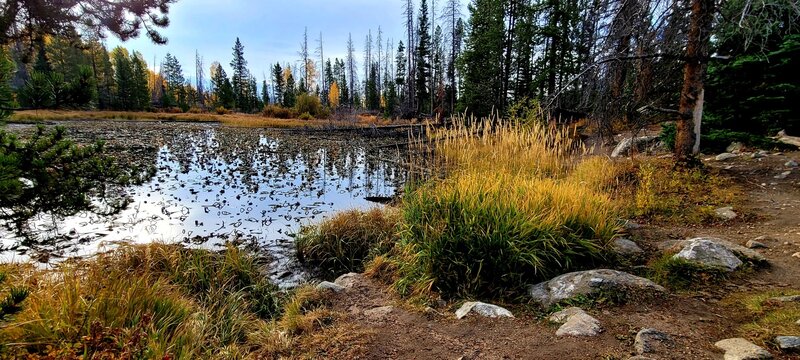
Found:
262,79 -> 269,105
283,72 -> 296,108
130,52 -> 150,110
0,48 -> 14,120
68,66 -> 97,108
272,63 -> 285,106
395,41 -> 407,104
460,0 -> 505,118
230,38 -> 250,111
415,0 -> 432,114
211,63 -> 235,109
112,47 -> 135,110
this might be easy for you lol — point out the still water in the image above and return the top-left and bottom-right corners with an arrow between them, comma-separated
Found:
0,122 -> 410,285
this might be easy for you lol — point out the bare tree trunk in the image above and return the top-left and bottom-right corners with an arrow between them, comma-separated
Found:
675,0 -> 714,161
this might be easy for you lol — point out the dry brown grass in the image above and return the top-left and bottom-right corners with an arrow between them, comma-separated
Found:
9,110 -> 410,129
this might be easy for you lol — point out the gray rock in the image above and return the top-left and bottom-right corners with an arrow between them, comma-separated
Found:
528,269 -> 666,307
786,160 -> 799,168
555,313 -> 603,337
622,219 -> 642,230
665,237 -> 767,264
612,238 -> 644,256
775,336 -> 800,352
775,171 -> 792,180
727,142 -> 745,153
455,301 -> 514,319
746,240 -> 768,249
612,136 -> 659,158
334,273 -> 364,288
714,338 -> 773,360
635,328 -> 672,354
364,306 -> 394,319
316,281 -> 345,292
548,307 -> 587,323
770,295 -> 800,302
716,153 -> 738,161
715,206 -> 738,220
673,239 -> 744,271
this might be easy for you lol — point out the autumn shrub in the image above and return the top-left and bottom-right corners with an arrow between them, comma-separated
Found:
215,106 -> 230,115
298,112 -> 314,120
294,94 -> 323,117
187,106 -> 203,114
263,104 -> 294,119
296,208 -> 401,277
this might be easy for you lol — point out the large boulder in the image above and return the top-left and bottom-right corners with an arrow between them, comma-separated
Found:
673,239 -> 744,271
455,301 -> 514,320
715,338 -> 773,360
334,273 -> 365,289
661,237 -> 767,265
548,307 -> 602,337
776,336 -> 800,352
612,136 -> 660,158
528,269 -> 666,307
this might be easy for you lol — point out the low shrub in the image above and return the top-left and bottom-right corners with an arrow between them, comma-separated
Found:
163,106 -> 184,114
295,94 -> 323,118
298,112 -> 314,120
187,106 -> 204,114
263,104 -> 294,119
296,208 -> 400,276
215,106 -> 230,115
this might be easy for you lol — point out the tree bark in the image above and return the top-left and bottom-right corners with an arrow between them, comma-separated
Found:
675,0 -> 714,161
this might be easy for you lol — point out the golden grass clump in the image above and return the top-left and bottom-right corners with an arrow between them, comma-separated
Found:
296,208 -> 401,276
0,243 -> 284,359
394,117 -> 623,299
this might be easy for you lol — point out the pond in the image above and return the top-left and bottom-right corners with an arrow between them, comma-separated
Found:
0,121 -> 412,286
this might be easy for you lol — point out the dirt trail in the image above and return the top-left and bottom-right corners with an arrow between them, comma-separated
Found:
318,152 -> 800,360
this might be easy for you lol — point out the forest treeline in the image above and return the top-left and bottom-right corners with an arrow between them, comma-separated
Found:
1,0 -> 798,141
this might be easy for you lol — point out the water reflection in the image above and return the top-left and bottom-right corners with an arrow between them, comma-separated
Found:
1,124 -> 408,286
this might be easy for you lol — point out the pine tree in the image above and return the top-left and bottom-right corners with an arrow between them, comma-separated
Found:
211,62 -> 234,109
112,47 -> 134,110
230,37 -> 250,111
131,51 -> 150,110
283,71 -> 296,108
416,0 -> 432,114
272,63 -> 285,106
460,0 -> 505,118
261,79 -> 269,105
0,48 -> 14,120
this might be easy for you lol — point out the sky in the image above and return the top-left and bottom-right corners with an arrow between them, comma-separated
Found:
106,0 -> 462,85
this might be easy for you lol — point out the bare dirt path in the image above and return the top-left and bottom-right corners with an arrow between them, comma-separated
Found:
311,152 -> 800,360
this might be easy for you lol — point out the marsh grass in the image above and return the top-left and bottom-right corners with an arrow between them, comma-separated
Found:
646,254 -> 730,290
629,159 -> 742,223
723,290 -> 800,348
393,117 -> 623,300
0,243 -> 284,359
296,208 -> 401,277
8,110 -> 400,129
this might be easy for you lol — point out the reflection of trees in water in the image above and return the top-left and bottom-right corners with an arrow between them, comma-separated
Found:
159,127 -> 409,198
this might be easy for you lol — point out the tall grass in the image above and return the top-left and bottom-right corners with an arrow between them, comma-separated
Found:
296,208 -> 401,277
0,244 -> 283,359
393,117 -> 622,299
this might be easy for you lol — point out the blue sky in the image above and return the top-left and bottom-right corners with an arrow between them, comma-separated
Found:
106,0 -> 465,85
